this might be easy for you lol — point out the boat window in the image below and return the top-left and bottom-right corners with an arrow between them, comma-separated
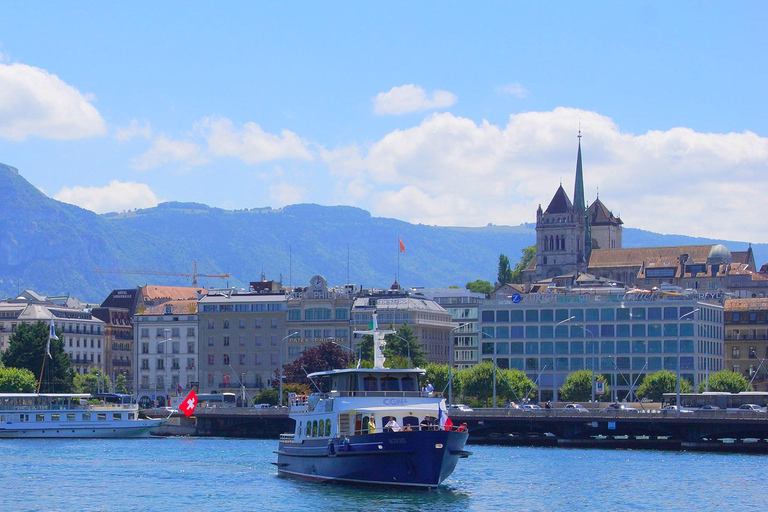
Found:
382,377 -> 399,391
112,413 -> 122,420
83,413 -> 91,421
36,414 -> 45,422
401,377 -> 415,392
306,422 -> 311,437
312,420 -> 318,437
325,419 -> 331,437
67,414 -> 76,421
51,414 -> 60,422
362,416 -> 370,434
402,416 -> 419,429
363,376 -> 378,391
98,414 -> 107,421
298,421 -> 303,437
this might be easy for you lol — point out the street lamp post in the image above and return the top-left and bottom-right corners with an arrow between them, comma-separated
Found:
279,332 -> 299,407
448,324 -> 467,405
553,317 -> 576,407
390,335 -> 413,369
676,308 -> 700,409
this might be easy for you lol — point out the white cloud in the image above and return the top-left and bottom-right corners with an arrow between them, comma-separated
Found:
115,119 -> 152,142
269,182 -> 305,205
203,117 -> 313,163
55,180 -> 161,214
132,135 -> 209,170
323,107 -> 768,242
373,84 -> 457,115
0,62 -> 106,141
498,82 -> 530,98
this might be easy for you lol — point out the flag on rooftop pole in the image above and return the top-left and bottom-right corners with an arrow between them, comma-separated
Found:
47,318 -> 58,358
399,237 -> 405,253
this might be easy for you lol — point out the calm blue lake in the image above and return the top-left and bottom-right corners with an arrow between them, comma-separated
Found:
1,437 -> 764,511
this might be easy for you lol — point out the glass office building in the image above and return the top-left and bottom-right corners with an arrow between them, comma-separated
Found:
478,292 -> 724,401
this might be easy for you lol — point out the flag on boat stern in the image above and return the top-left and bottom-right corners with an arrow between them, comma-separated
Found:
439,409 -> 453,431
179,389 -> 198,417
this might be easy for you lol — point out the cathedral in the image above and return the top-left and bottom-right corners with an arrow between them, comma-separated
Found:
523,136 -> 623,285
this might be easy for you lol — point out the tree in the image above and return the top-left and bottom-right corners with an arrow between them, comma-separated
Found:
424,363 -> 451,397
497,254 -> 513,285
510,245 -> 536,284
253,388 -> 278,406
1,321 -> 74,392
698,370 -> 751,393
383,324 -> 427,368
282,341 -> 353,387
114,374 -> 129,394
0,367 -> 37,392
465,279 -> 493,297
455,362 -> 537,407
636,370 -> 688,401
73,368 -> 112,394
560,370 -> 610,402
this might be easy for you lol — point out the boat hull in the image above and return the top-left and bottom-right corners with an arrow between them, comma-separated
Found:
0,419 -> 165,438
275,430 -> 470,488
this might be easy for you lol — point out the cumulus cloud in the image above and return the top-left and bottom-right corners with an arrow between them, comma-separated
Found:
0,62 -> 106,141
498,82 -> 530,98
132,135 -> 209,170
55,180 -> 161,214
323,107 -> 768,242
203,117 -> 313,163
269,182 -> 306,205
115,119 -> 152,142
373,84 -> 457,115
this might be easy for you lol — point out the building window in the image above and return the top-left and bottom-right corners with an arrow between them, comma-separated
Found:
732,346 -> 740,359
223,320 -> 230,329
208,355 -> 215,365
208,320 -> 214,329
255,319 -> 262,329
223,336 -> 230,346
223,354 -> 230,365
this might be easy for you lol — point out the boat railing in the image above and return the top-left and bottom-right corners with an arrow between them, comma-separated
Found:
280,433 -> 297,443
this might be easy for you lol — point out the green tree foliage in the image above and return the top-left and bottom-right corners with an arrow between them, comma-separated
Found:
383,324 -> 427,368
456,362 -> 537,407
253,388 -> 278,405
424,363 -> 451,397
497,254 -> 513,285
698,370 -> 751,393
1,321 -> 74,392
636,370 -> 689,401
114,374 -> 129,394
510,245 -> 536,284
73,368 -> 112,394
465,279 -> 493,297
0,367 -> 37,392
282,341 -> 353,387
559,369 -> 610,402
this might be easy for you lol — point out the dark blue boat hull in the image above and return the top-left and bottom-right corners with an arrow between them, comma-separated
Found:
275,430 -> 470,488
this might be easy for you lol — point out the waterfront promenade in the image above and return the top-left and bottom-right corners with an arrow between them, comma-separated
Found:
152,404 -> 768,452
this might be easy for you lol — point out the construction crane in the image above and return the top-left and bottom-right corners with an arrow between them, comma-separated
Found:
94,261 -> 230,286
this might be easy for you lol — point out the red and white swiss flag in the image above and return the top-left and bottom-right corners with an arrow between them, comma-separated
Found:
178,390 -> 198,417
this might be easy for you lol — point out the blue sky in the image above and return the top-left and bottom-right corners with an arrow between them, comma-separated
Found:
1,2 -> 766,242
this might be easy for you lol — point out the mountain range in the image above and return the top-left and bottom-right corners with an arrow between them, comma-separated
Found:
1,162 -> 765,303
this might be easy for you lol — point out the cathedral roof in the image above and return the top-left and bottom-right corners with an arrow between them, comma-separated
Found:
545,185 -> 573,214
587,197 -> 623,226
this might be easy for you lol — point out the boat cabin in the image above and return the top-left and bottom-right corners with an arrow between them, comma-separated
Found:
308,368 -> 426,397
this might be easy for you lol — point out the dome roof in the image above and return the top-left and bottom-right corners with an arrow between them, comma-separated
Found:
707,244 -> 732,264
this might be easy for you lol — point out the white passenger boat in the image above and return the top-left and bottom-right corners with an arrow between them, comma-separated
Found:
0,393 -> 167,438
274,315 -> 471,488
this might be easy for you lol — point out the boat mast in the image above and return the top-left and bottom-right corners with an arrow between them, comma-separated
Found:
354,312 -> 394,369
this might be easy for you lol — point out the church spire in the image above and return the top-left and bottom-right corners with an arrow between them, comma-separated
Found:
573,131 -> 585,213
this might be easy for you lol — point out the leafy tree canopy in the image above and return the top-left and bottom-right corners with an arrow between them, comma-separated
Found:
510,245 -> 536,284
636,370 -> 689,401
383,324 -> 427,368
456,362 -> 537,406
0,367 -> 37,392
497,254 -> 513,285
465,279 -> 493,297
1,321 -> 74,392
282,341 -> 353,387
560,369 -> 610,402
699,370 -> 751,393
73,368 -> 112,394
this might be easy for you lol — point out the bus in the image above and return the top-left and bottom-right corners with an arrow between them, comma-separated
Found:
662,392 -> 768,409
196,392 -> 237,408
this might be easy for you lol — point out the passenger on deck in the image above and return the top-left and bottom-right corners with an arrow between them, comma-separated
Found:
368,414 -> 377,434
420,415 -> 433,431
457,422 -> 468,432
402,424 -> 413,432
384,417 -> 401,432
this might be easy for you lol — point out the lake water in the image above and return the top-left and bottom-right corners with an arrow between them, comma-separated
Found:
1,438 -> 765,511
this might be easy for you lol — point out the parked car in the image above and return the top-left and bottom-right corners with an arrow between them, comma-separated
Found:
254,403 -> 271,409
562,404 -> 588,412
600,403 -> 638,413
448,404 -> 473,412
698,405 -> 720,411
521,404 -> 542,411
737,404 -> 766,412
662,405 -> 693,414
